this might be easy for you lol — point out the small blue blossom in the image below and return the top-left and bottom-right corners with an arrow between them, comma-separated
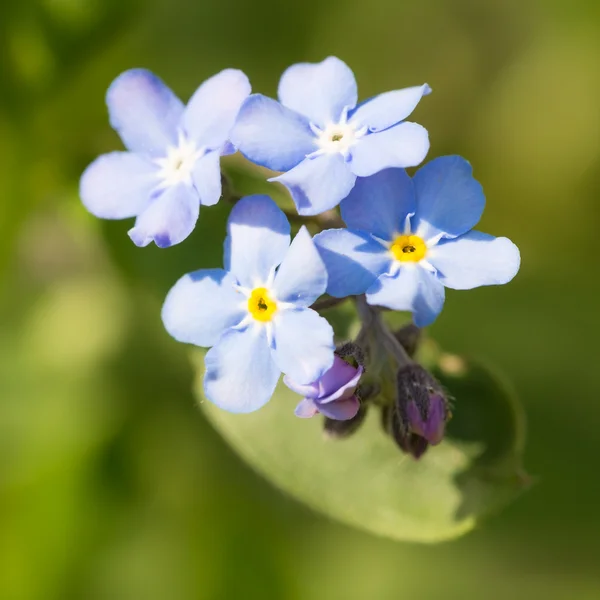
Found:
314,156 -> 521,326
230,56 -> 431,216
285,355 -> 363,421
162,195 -> 335,412
80,68 -> 251,248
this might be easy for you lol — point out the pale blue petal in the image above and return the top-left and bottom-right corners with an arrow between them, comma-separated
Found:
350,84 -> 431,132
284,376 -> 320,398
224,195 -> 291,287
412,155 -> 485,241
106,69 -> 184,156
230,94 -> 317,171
128,183 -> 199,248
80,152 -> 158,219
340,168 -> 415,241
182,69 -> 251,149
366,265 -> 445,327
277,56 -> 357,127
270,153 -> 356,216
294,398 -> 319,418
428,231 -> 521,290
271,308 -> 334,385
273,226 -> 327,307
348,122 -> 430,177
192,150 -> 222,206
161,268 -> 245,347
316,396 -> 360,421
204,325 -> 280,413
313,229 -> 390,297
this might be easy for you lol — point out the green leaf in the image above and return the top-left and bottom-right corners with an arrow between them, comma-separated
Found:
195,342 -> 529,543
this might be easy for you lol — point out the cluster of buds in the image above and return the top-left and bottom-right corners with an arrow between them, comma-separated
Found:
299,298 -> 452,460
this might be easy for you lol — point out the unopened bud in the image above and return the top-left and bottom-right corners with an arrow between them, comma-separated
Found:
390,406 -> 429,459
393,323 -> 422,358
391,364 -> 450,459
335,341 -> 366,368
324,403 -> 368,439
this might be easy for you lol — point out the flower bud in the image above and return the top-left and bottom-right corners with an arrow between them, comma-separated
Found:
323,403 -> 368,439
392,364 -> 450,459
393,323 -> 422,358
335,341 -> 366,368
390,408 -> 430,459
285,355 -> 364,421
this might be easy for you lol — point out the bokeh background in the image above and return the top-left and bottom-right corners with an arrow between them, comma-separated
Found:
1,0 -> 600,598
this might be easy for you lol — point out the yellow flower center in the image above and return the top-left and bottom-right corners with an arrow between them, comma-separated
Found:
248,287 -> 277,322
390,234 -> 427,262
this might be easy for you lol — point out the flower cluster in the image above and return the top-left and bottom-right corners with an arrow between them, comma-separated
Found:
80,57 -> 520,458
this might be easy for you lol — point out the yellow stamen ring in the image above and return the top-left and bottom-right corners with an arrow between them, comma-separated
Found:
390,234 -> 427,263
248,287 -> 277,322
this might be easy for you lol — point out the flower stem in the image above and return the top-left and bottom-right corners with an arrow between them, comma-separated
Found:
311,296 -> 348,311
354,295 -> 412,367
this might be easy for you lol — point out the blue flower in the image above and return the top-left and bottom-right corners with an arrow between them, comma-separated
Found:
314,156 -> 521,327
161,195 -> 335,412
285,355 -> 363,421
80,68 -> 251,248
230,56 -> 430,216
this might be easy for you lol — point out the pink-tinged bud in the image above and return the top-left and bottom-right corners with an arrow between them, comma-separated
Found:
285,355 -> 364,421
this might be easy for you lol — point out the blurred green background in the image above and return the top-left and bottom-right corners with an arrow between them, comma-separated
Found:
1,0 -> 600,598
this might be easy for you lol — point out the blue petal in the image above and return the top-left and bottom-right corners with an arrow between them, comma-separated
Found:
204,325 -> 280,413
80,152 -> 158,219
428,231 -> 521,290
161,268 -> 245,347
273,226 -> 327,307
128,183 -> 199,248
412,155 -> 485,241
182,69 -> 251,150
284,376 -> 320,399
348,122 -> 430,177
340,168 -> 415,241
366,265 -> 445,327
224,195 -> 291,288
277,56 -> 357,127
349,84 -> 431,132
106,69 -> 184,156
313,229 -> 390,297
271,308 -> 334,384
192,150 -> 222,206
270,153 -> 356,216
230,94 -> 317,171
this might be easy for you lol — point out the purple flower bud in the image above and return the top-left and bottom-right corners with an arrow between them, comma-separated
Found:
285,356 -> 364,421
392,364 -> 450,459
323,403 -> 368,439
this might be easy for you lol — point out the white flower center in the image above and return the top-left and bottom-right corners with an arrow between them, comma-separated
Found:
154,132 -> 204,188
308,108 -> 368,158
316,122 -> 364,155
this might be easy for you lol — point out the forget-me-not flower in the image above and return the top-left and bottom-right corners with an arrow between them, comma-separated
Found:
314,156 -> 521,326
80,68 -> 250,248
285,355 -> 363,421
162,195 -> 335,412
230,56 -> 431,216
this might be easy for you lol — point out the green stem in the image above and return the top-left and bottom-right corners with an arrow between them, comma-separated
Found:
354,296 -> 412,367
